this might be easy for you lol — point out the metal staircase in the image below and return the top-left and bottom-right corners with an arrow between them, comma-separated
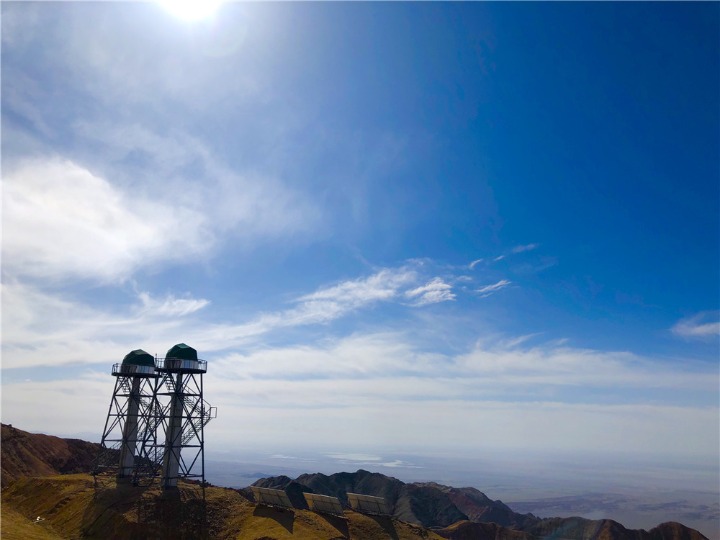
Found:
181,399 -> 217,445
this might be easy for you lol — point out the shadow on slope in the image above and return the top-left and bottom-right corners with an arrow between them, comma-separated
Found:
367,514 -> 400,540
253,504 -> 295,533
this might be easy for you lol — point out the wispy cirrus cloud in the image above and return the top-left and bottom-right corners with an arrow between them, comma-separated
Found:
193,266 -> 441,345
137,292 -> 210,317
202,266 -> 461,342
0,280 -> 192,369
511,243 -> 539,254
477,279 -> 511,297
0,264 -> 446,368
671,312 -> 720,340
404,277 -> 455,306
70,122 -> 319,241
473,243 -> 540,265
296,268 -> 415,312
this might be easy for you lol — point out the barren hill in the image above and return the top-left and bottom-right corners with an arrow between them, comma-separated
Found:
1,424 -> 106,488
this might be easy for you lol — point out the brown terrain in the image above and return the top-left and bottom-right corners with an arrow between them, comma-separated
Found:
1,424 -> 106,488
0,424 -> 710,540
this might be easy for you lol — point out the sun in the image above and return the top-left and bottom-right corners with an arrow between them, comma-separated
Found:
157,0 -> 223,22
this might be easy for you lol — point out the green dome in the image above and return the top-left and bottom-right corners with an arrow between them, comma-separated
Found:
166,343 -> 197,361
121,349 -> 155,368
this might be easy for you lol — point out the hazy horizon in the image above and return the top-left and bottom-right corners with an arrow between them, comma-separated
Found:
213,449 -> 719,540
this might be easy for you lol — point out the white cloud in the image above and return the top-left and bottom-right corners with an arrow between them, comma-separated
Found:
2,153 -> 318,284
489,244 -> 540,264
137,292 -> 210,317
0,280 -> 185,369
298,268 -> 415,312
209,334 -> 716,400
213,333 -> 430,380
469,258 -> 484,269
201,267 -> 450,342
197,267 -> 419,341
0,267 -> 421,368
476,279 -> 511,297
405,277 -> 455,306
2,159 -> 212,283
511,243 -> 539,254
0,375 -> 111,441
71,122 -> 318,240
202,371 -> 718,460
671,312 -> 720,340
191,334 -> 719,459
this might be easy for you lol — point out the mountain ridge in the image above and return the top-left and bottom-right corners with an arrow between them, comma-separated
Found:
1,423 -> 111,488
250,470 -> 709,540
250,470 -> 539,528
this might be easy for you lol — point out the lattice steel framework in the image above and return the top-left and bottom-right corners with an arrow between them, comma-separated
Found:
154,357 -> 217,489
94,362 -> 165,485
94,348 -> 217,489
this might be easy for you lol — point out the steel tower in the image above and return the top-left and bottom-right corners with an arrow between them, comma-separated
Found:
95,349 -> 162,483
155,343 -> 217,489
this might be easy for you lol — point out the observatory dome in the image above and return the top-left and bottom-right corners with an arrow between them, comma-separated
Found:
166,343 -> 197,361
121,349 -> 155,368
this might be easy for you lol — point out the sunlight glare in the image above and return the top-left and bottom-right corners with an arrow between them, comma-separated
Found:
158,0 -> 223,22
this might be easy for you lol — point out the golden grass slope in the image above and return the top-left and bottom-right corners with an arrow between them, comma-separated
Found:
0,506 -> 66,540
1,473 -> 444,540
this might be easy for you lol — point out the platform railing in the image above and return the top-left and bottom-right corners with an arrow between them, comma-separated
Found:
111,363 -> 159,377
155,357 -> 207,373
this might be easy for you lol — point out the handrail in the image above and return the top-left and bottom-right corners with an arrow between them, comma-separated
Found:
155,357 -> 207,373
111,363 -> 158,377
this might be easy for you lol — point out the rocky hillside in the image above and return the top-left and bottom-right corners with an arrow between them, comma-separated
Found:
1,474 -> 445,540
1,424 -> 105,487
250,471 -> 709,540
250,470 -> 537,528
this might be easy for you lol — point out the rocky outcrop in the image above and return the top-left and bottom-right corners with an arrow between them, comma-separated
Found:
253,469 -> 536,529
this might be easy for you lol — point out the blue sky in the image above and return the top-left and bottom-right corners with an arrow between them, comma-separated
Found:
2,1 -> 718,482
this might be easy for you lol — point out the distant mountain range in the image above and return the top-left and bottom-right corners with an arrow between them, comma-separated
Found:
249,470 -> 710,540
0,424 -> 710,540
